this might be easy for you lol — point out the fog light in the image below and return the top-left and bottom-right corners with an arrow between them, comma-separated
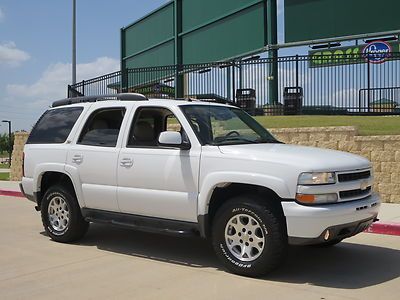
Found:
324,230 -> 330,241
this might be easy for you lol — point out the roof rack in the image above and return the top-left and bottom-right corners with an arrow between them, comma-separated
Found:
52,93 -> 148,108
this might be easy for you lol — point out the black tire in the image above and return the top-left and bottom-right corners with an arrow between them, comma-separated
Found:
211,195 -> 288,277
41,185 -> 89,243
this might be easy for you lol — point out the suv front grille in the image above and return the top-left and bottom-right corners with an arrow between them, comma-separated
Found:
339,186 -> 371,199
338,170 -> 371,182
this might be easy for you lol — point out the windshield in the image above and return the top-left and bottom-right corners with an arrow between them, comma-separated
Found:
180,105 -> 279,145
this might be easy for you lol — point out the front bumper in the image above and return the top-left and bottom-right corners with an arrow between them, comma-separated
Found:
282,193 -> 380,243
288,216 -> 376,245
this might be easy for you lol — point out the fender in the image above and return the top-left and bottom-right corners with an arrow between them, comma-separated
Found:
33,163 -> 65,193
33,163 -> 86,208
64,164 -> 86,208
197,171 -> 292,216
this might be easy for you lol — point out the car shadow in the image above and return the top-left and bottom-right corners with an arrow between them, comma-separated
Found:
268,242 -> 400,289
75,223 -> 219,268
71,223 -> 399,289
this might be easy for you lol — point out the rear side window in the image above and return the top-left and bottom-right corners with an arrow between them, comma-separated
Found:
78,108 -> 125,147
27,107 -> 83,144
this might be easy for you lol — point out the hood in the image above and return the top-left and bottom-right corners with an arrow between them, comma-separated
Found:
218,143 -> 370,172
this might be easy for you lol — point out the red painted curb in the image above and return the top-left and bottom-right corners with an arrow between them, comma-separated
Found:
0,188 -> 399,236
0,189 -> 24,198
366,222 -> 400,236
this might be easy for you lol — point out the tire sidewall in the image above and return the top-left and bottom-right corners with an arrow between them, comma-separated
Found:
212,200 -> 282,275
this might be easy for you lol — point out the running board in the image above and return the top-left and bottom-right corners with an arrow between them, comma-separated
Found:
81,208 -> 200,237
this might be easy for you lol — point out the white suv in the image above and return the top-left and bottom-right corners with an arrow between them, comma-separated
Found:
20,93 -> 380,277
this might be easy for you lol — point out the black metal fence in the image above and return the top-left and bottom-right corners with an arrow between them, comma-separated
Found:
68,53 -> 400,115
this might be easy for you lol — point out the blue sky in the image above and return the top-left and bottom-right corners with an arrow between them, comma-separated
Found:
0,0 -> 292,133
0,0 -> 169,132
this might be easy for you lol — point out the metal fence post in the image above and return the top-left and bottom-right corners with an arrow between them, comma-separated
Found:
367,58 -> 371,112
239,61 -> 243,89
82,80 -> 85,96
295,54 -> 299,89
232,61 -> 236,103
227,66 -> 231,101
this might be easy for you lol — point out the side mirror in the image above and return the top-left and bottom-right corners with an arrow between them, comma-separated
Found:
158,131 -> 191,150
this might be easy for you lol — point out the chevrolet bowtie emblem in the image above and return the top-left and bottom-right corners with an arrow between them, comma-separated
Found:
360,180 -> 369,191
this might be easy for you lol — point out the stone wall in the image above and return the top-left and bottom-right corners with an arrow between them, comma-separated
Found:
270,127 -> 400,203
9,127 -> 400,203
10,131 -> 29,181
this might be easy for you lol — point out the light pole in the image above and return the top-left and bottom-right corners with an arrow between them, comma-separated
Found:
72,0 -> 77,85
2,120 -> 12,167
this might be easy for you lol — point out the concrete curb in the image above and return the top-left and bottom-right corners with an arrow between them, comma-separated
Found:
1,188 -> 400,236
0,189 -> 23,198
366,222 -> 400,236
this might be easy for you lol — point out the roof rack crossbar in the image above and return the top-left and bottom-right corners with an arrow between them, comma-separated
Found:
52,93 -> 148,107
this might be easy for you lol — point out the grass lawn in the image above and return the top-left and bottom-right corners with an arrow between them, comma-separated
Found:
0,163 -> 10,169
0,172 -> 9,181
254,115 -> 400,136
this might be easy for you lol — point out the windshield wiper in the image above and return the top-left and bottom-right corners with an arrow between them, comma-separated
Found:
255,138 -> 282,144
215,136 -> 258,145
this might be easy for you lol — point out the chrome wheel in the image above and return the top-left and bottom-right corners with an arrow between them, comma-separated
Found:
225,214 -> 265,262
48,196 -> 70,232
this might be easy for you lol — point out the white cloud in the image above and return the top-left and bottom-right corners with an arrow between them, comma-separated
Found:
0,8 -> 4,22
0,42 -> 30,66
6,56 -> 119,109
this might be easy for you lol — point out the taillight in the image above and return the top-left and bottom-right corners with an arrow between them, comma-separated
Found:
22,152 -> 25,177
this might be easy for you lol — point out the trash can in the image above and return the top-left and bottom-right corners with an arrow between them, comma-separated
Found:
236,89 -> 256,115
283,87 -> 303,115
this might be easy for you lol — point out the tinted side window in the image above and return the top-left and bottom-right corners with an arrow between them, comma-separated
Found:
78,108 -> 125,147
27,107 -> 83,144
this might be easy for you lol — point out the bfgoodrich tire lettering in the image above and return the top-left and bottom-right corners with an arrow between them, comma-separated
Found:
212,195 -> 287,277
41,185 -> 89,243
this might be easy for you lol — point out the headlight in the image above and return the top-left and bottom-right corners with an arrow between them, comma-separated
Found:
296,193 -> 338,204
298,172 -> 336,185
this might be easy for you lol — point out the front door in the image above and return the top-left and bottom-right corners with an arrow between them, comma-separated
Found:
117,106 -> 200,222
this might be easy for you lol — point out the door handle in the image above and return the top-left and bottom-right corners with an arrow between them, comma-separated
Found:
72,154 -> 83,164
120,158 -> 133,168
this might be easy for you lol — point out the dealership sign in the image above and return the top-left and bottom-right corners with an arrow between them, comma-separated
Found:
309,41 -> 400,68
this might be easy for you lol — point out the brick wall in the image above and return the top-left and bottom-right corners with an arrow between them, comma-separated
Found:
10,131 -> 29,181
270,127 -> 400,203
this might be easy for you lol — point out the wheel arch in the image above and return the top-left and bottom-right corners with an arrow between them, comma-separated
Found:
198,181 -> 288,239
36,171 -> 81,210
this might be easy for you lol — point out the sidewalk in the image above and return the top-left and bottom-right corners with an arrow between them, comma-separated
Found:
1,181 -> 399,235
0,180 -> 20,191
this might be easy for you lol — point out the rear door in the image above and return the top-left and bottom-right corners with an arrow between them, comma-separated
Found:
67,104 -> 129,212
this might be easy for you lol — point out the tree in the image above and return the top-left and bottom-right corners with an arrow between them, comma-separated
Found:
0,133 -> 14,155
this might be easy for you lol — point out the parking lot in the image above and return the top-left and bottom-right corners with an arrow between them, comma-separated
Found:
1,195 -> 399,300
